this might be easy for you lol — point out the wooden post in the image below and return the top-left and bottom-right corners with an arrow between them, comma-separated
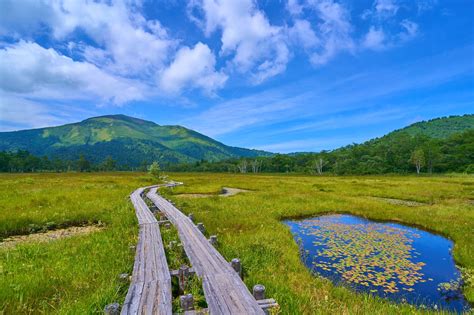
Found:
178,265 -> 190,293
253,284 -> 265,300
164,222 -> 171,229
231,258 -> 242,279
180,294 -> 194,311
188,213 -> 195,222
104,302 -> 120,315
197,223 -> 205,234
209,235 -> 218,246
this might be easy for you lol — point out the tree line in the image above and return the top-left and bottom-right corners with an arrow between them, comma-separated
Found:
167,130 -> 474,174
1,129 -> 472,174
0,151 -> 125,173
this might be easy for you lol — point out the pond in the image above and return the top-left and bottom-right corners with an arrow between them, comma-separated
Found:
285,214 -> 470,312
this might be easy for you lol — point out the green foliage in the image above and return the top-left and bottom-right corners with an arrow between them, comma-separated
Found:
170,126 -> 474,175
410,149 -> 425,174
148,161 -> 161,180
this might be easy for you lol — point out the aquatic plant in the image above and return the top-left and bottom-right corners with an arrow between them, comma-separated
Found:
298,216 -> 427,294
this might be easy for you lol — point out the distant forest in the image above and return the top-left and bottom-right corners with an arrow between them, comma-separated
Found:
168,129 -> 474,174
1,129 -> 473,175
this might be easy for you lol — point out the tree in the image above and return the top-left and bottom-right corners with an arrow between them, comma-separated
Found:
410,149 -> 425,174
237,160 -> 248,173
77,154 -> 91,172
148,161 -> 161,180
313,157 -> 325,175
101,156 -> 116,171
250,159 -> 261,173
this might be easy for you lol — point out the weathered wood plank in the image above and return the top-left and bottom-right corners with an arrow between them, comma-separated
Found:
147,187 -> 264,315
122,187 -> 172,315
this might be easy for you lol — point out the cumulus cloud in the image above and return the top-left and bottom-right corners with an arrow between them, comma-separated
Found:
362,27 -> 386,50
189,0 -> 290,83
0,41 -> 145,105
287,0 -> 355,66
159,42 -> 227,94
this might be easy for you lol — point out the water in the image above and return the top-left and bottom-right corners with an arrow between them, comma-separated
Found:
285,214 -> 470,313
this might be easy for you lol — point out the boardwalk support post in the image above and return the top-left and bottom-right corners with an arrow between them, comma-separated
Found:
231,258 -> 242,279
178,265 -> 190,293
104,303 -> 120,315
209,235 -> 218,246
197,222 -> 205,234
188,213 -> 195,222
180,294 -> 194,311
253,284 -> 265,300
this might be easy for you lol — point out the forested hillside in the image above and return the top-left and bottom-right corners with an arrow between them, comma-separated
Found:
168,115 -> 474,174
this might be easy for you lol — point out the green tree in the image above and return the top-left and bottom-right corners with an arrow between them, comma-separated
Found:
148,161 -> 161,180
410,149 -> 425,174
101,156 -> 116,171
77,154 -> 91,172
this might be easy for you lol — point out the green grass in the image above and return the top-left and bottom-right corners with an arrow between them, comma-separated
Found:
161,173 -> 474,314
0,172 -> 155,314
0,172 -> 473,314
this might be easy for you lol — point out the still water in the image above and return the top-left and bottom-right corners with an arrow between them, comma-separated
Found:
285,214 -> 470,313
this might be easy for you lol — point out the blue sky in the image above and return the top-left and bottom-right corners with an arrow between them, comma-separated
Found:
0,0 -> 473,153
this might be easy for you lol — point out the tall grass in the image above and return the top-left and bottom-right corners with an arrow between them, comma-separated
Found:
0,172 -> 153,314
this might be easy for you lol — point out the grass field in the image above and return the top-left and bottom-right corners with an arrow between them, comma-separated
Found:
1,172 -> 473,314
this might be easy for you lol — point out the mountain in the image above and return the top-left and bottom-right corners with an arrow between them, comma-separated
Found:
386,114 -> 474,139
0,115 -> 271,166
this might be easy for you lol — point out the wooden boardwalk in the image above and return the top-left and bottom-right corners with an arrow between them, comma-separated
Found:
147,187 -> 265,315
122,187 -> 173,315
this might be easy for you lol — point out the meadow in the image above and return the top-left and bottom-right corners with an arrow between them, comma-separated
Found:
0,172 -> 473,314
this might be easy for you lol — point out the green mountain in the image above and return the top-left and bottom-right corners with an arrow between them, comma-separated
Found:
387,114 -> 474,139
0,115 -> 271,166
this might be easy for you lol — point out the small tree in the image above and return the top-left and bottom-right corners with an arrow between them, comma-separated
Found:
77,154 -> 91,172
148,161 -> 161,180
102,156 -> 116,171
410,149 -> 425,174
313,158 -> 325,175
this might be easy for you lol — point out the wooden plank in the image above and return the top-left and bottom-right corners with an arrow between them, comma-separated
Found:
147,187 -> 264,315
122,187 -> 172,315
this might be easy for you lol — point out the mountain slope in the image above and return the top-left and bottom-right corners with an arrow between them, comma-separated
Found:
0,115 -> 271,166
387,114 -> 474,139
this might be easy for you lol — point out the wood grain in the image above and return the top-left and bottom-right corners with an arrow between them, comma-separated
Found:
147,187 -> 264,315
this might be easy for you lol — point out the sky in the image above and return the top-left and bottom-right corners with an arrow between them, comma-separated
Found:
0,0 -> 473,153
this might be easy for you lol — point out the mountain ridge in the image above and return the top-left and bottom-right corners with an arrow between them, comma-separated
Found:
0,114 -> 271,166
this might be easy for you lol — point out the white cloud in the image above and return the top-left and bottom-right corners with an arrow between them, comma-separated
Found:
0,94 -> 69,131
374,0 -> 399,18
288,19 -> 319,49
362,27 -> 386,50
159,42 -> 227,94
399,19 -> 419,42
0,41 -> 145,105
286,0 -> 355,66
189,0 -> 290,83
